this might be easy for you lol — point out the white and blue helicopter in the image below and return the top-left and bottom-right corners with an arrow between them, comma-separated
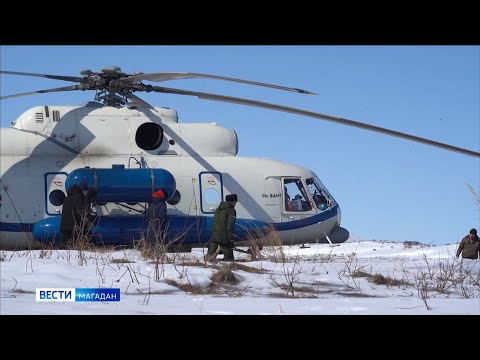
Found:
1,66 -> 479,250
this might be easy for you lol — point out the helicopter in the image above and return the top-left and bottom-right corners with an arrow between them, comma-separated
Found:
0,66 -> 479,250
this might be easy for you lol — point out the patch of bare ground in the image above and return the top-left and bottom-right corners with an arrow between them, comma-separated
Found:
351,270 -> 411,286
268,288 -> 317,298
369,274 -> 409,286
177,260 -> 206,267
11,288 -> 35,294
335,291 -> 380,298
229,262 -> 268,274
164,279 -> 221,295
111,258 -> 134,264
211,265 -> 238,285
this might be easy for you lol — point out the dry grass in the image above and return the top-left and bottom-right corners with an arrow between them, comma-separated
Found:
111,258 -> 134,264
68,209 -> 98,265
290,285 -> 317,294
137,237 -> 168,281
11,288 -> 35,294
211,264 -> 238,285
336,291 -> 379,298
269,254 -> 303,297
268,288 -> 317,298
229,262 -> 268,274
337,252 -> 365,289
164,279 -> 219,295
403,241 -> 426,249
176,260 -> 208,268
243,225 -> 288,263
268,293 -> 299,298
351,270 -> 371,278
38,249 -> 53,259
369,274 -> 409,286
351,269 -> 410,286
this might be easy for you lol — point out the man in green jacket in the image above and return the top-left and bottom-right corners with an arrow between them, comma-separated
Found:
206,194 -> 238,262
456,228 -> 480,259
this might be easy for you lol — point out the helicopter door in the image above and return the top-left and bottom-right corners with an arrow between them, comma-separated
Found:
199,172 -> 223,214
263,177 -> 282,222
45,172 -> 68,216
281,178 -> 315,222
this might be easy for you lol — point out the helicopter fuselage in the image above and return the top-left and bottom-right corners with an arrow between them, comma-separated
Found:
0,103 -> 349,249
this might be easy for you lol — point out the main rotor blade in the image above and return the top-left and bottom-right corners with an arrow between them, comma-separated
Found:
0,85 -> 82,100
144,85 -> 480,158
0,70 -> 82,83
123,72 -> 315,95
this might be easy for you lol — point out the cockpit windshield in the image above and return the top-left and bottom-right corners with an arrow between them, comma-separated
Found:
283,178 -> 312,212
306,177 -> 332,211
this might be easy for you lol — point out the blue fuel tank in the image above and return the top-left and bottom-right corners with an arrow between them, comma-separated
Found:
65,165 -> 176,203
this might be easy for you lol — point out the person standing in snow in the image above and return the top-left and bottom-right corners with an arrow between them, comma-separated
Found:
145,189 -> 168,243
205,194 -> 238,262
59,182 -> 96,245
456,228 -> 480,259
456,228 -> 480,276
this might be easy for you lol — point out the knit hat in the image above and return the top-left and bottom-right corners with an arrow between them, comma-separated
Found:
470,228 -> 477,235
225,194 -> 238,202
152,189 -> 165,199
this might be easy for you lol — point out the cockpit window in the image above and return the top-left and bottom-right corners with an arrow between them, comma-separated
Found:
283,178 -> 312,212
306,177 -> 331,211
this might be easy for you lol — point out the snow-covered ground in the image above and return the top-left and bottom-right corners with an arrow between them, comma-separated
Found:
1,240 -> 479,314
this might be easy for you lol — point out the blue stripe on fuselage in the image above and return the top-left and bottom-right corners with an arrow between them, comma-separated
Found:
1,205 -> 337,245
273,206 -> 337,231
0,222 -> 34,232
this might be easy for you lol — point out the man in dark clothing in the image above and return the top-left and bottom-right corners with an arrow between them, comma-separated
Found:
456,228 -> 480,259
59,183 -> 96,244
145,189 -> 168,243
206,194 -> 238,262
